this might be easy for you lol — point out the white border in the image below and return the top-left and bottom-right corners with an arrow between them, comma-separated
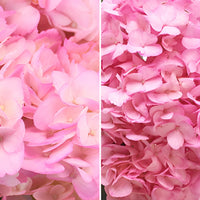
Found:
99,0 -> 102,199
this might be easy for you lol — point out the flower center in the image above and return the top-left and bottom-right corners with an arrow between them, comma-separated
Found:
89,129 -> 95,136
32,0 -> 38,5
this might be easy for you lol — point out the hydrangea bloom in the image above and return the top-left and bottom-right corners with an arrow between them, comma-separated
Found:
102,0 -> 200,199
0,0 -> 99,199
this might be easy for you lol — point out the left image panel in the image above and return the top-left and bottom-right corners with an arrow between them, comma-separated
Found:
0,0 -> 99,200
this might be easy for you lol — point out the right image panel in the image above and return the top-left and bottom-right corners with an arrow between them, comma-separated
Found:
101,0 -> 200,199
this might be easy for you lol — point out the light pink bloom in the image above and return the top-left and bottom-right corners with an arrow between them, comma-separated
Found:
0,0 -> 99,198
182,49 -> 200,74
127,30 -> 162,57
0,7 -> 15,42
0,120 -> 24,177
143,0 -> 189,33
52,70 -> 99,111
0,78 -> 24,126
1,0 -> 40,36
39,0 -> 99,42
182,24 -> 200,49
147,75 -> 182,104
124,67 -> 162,95
77,112 -> 99,146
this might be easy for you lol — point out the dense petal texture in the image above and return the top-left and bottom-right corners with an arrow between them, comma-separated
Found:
0,0 -> 99,200
102,0 -> 200,199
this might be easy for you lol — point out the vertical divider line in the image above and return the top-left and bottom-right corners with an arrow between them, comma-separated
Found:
99,0 -> 102,199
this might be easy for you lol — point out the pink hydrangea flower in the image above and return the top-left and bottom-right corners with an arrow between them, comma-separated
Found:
102,0 -> 200,199
0,0 -> 99,199
37,0 -> 99,42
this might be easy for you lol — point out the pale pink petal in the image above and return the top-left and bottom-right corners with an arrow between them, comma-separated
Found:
144,77 -> 162,92
122,101 -> 140,121
0,78 -> 24,106
64,158 -> 90,168
33,95 -> 64,130
10,6 -> 40,35
72,176 -> 98,200
0,174 -> 20,187
73,70 -> 99,102
142,45 -> 163,57
167,130 -> 184,150
161,112 -> 174,120
38,0 -> 62,11
77,168 -> 92,183
168,91 -> 182,100
147,92 -> 169,103
182,37 -> 200,49
47,142 -> 73,164
159,26 -> 180,36
22,158 -> 65,174
0,145 -> 24,177
126,134 -> 149,141
108,90 -> 129,106
3,120 -> 25,153
126,81 -> 143,94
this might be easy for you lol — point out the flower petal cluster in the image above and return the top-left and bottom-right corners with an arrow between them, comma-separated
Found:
0,0 -> 99,200
102,0 -> 200,199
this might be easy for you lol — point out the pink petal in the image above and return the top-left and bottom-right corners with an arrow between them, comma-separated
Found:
161,112 -> 174,120
74,70 -> 99,102
77,167 -> 92,183
64,158 -> 90,168
3,100 -> 23,126
72,176 -> 98,200
108,90 -> 129,106
142,45 -> 163,57
10,6 -> 40,35
33,186 -> 54,200
126,81 -> 143,94
168,91 -> 182,100
182,37 -> 200,49
52,71 -> 69,91
109,178 -> 132,197
152,187 -> 172,200
126,134 -> 149,141
47,142 -> 73,164
157,176 -> 174,190
122,101 -> 140,121
144,77 -> 162,92
0,145 -> 24,177
0,78 -> 24,106
147,92 -> 169,103
112,44 -> 127,59
33,95 -> 64,130
22,158 -> 64,174
3,120 -> 25,153
52,105 -> 83,129
147,156 -> 162,173
167,130 -> 184,150
38,0 -> 62,11
159,26 -> 180,36
0,174 -> 20,187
